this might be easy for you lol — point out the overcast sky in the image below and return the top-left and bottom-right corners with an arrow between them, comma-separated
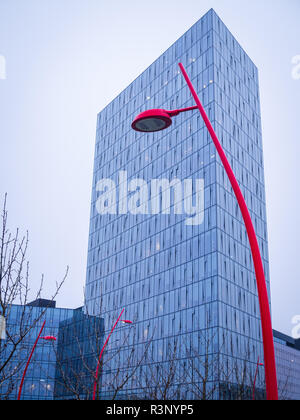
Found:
0,0 -> 299,336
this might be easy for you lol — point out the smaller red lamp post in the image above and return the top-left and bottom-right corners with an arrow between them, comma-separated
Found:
92,309 -> 132,401
253,357 -> 264,400
17,322 -> 57,400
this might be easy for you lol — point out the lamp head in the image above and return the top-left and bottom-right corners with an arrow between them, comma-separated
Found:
41,336 -> 57,342
131,109 -> 172,133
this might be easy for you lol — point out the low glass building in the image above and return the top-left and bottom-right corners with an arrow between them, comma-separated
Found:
0,301 -> 104,400
274,330 -> 300,400
0,299 -> 74,400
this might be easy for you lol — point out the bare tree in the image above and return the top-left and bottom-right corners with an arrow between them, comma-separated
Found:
183,330 -> 220,400
53,320 -> 269,401
133,328 -> 267,401
52,305 -> 153,400
0,194 -> 67,399
136,338 -> 183,400
218,340 -> 266,401
99,326 -> 153,400
277,365 -> 295,401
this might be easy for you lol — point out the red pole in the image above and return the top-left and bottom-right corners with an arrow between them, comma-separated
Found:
178,63 -> 278,400
92,309 -> 125,401
17,320 -> 46,400
253,357 -> 263,400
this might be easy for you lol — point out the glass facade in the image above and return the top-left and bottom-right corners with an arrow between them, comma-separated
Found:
0,301 -> 74,400
54,307 -> 104,400
85,9 -> 270,399
274,330 -> 300,400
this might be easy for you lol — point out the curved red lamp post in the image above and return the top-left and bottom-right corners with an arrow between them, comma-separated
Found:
17,321 -> 56,400
92,309 -> 132,401
131,63 -> 278,400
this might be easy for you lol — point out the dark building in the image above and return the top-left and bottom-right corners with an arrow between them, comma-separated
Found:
54,307 -> 104,400
27,299 -> 56,309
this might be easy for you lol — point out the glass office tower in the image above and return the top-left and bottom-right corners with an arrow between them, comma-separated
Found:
85,9 -> 270,399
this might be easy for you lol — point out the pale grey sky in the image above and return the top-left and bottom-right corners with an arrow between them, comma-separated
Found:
0,0 -> 299,335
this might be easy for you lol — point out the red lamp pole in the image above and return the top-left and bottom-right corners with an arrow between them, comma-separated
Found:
92,308 -> 132,401
253,357 -> 264,400
178,63 -> 278,400
17,320 -> 46,401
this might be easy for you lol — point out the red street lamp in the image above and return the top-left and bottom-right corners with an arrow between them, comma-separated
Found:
121,320 -> 133,325
17,321 -> 56,400
253,357 -> 264,400
132,106 -> 198,133
92,309 -> 132,401
40,336 -> 57,342
131,63 -> 278,400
